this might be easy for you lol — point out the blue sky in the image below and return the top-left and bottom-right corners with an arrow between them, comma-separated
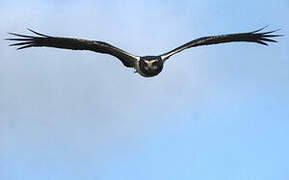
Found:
0,0 -> 289,180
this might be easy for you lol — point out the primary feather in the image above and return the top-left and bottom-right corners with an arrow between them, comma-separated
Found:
7,29 -> 139,67
160,26 -> 282,60
6,27 -> 282,77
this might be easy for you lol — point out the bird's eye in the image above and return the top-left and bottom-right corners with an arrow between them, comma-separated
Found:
141,60 -> 146,66
152,61 -> 158,66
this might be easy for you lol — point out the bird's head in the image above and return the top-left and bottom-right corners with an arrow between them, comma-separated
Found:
139,56 -> 163,77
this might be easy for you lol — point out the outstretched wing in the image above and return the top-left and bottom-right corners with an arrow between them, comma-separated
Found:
161,27 -> 282,61
6,29 -> 140,67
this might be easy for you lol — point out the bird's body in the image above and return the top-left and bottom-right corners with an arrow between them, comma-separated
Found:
136,56 -> 163,77
7,27 -> 281,77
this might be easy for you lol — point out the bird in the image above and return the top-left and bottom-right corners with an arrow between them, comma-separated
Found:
6,27 -> 281,77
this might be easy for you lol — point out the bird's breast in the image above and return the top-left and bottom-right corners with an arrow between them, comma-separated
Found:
135,60 -> 163,77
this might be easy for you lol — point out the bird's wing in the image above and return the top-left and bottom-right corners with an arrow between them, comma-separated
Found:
160,27 -> 282,61
6,29 -> 139,68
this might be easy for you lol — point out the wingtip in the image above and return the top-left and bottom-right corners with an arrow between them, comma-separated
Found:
7,32 -> 34,38
252,25 -> 269,33
253,26 -> 283,36
26,28 -> 49,37
26,28 -> 36,33
16,45 -> 34,50
256,40 -> 269,46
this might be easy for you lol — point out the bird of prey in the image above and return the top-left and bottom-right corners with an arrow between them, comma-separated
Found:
7,27 -> 281,77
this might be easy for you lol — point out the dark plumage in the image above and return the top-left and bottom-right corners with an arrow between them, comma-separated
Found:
7,27 -> 281,77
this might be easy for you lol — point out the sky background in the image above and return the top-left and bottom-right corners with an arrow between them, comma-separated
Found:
0,0 -> 289,180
